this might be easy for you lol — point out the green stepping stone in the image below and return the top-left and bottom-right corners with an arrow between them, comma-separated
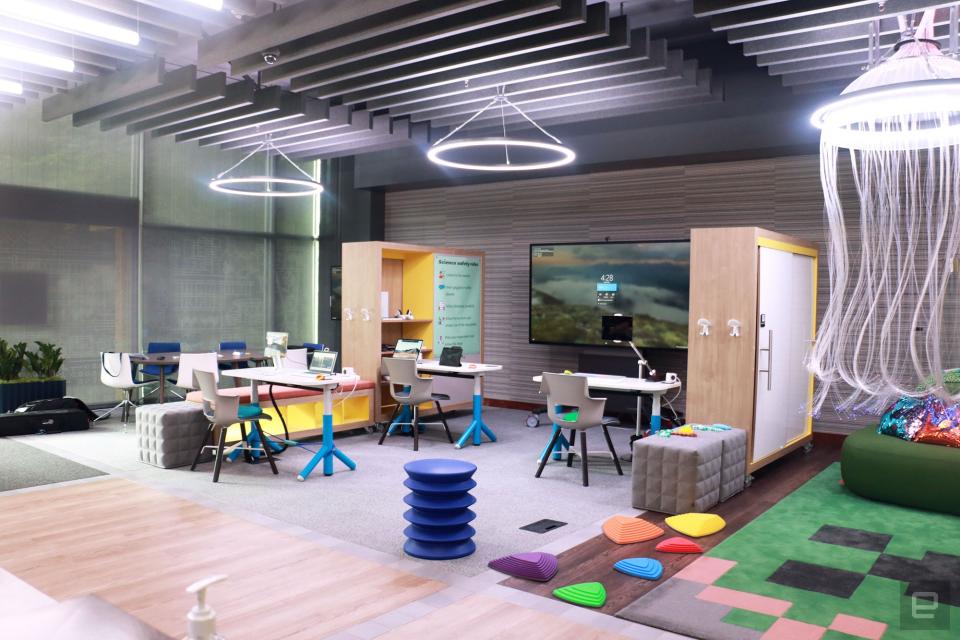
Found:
552,582 -> 606,608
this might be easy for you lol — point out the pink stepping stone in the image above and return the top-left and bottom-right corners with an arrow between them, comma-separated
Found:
697,585 -> 792,617
829,613 -> 887,640
674,556 -> 737,585
761,618 -> 826,640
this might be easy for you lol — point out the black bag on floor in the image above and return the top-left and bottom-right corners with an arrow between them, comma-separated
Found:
0,410 -> 90,436
14,396 -> 97,421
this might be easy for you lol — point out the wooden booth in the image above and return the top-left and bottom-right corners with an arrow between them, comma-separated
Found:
341,242 -> 485,421
685,227 -> 818,474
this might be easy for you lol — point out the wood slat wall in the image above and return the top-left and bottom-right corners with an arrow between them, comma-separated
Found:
385,153 -> 869,433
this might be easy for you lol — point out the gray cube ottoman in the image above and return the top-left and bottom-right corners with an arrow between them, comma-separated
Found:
135,401 -> 210,469
631,428 -> 747,514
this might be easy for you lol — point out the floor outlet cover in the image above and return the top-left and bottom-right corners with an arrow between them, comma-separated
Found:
520,519 -> 567,534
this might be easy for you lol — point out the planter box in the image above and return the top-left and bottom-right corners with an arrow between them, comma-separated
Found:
0,379 -> 67,413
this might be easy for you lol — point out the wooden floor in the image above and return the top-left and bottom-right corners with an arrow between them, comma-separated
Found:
0,478 -> 444,639
381,594 -> 626,639
502,439 -> 843,615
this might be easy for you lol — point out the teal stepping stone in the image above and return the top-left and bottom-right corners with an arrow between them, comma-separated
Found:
614,557 -> 663,580
552,582 -> 606,608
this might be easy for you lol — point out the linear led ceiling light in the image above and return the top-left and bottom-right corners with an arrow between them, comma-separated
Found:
209,139 -> 323,197
0,79 -> 24,95
184,0 -> 224,10
427,86 -> 575,171
2,2 -> 140,46
0,43 -> 75,72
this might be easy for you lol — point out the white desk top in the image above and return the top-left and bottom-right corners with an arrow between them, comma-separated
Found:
417,360 -> 503,375
223,366 -> 356,389
531,373 -> 679,394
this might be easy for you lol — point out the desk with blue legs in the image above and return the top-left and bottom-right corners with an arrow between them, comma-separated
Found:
390,361 -> 502,448
223,367 -> 358,481
531,374 -> 681,462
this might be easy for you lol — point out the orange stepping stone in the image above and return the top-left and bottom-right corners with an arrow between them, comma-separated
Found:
655,536 -> 704,554
602,515 -> 664,544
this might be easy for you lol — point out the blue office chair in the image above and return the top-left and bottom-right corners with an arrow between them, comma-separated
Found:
302,342 -> 326,353
219,340 -> 249,370
140,341 -> 181,400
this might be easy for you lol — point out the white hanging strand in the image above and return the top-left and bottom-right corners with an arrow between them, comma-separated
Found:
432,97 -> 500,147
214,141 -> 266,180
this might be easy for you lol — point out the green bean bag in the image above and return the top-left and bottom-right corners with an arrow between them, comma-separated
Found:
841,427 -> 960,516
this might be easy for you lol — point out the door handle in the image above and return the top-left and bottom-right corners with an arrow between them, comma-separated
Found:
758,330 -> 772,391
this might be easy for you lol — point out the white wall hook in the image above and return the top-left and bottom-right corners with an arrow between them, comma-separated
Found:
697,318 -> 712,337
728,319 -> 741,337
343,308 -> 354,321
360,308 -> 371,321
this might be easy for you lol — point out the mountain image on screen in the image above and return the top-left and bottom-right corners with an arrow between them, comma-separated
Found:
530,242 -> 690,348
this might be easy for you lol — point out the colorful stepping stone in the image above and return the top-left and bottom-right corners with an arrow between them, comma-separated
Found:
552,582 -> 606,608
656,536 -> 704,554
602,515 -> 664,544
488,552 -> 559,582
614,557 -> 663,580
665,512 -> 726,538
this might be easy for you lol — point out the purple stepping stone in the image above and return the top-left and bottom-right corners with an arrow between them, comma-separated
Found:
488,552 -> 559,582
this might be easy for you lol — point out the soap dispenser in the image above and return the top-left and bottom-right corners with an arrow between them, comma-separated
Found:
184,575 -> 227,640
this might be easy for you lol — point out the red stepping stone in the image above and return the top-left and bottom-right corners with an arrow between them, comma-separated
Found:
656,536 -> 704,554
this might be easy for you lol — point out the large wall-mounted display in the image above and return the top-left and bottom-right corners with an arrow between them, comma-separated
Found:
529,241 -> 690,349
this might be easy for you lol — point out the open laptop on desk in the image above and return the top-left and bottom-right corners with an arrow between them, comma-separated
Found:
393,338 -> 423,361
309,351 -> 338,375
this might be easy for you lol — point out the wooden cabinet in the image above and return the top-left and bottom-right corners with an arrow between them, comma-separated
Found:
686,227 -> 818,473
341,241 -> 485,420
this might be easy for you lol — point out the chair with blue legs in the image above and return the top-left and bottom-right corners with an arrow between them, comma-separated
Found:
189,370 -> 278,483
140,341 -> 181,401
535,372 -> 623,487
218,340 -> 249,370
380,357 -> 453,451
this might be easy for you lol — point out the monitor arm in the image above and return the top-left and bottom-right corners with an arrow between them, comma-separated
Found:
627,341 -> 655,379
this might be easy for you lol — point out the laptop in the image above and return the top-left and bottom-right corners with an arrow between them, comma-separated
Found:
394,338 -> 423,360
309,351 -> 338,375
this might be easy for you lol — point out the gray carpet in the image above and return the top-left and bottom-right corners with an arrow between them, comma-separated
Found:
0,438 -> 106,491
15,408 -> 640,576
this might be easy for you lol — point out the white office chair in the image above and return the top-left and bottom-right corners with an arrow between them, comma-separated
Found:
175,352 -> 220,391
96,352 -> 151,428
282,348 -> 308,369
535,372 -> 623,487
379,357 -> 453,451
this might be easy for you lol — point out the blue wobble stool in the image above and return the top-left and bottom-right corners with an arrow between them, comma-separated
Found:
403,459 -> 478,560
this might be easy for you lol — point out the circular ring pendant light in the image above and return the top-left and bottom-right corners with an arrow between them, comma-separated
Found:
426,87 -> 575,171
209,139 -> 323,197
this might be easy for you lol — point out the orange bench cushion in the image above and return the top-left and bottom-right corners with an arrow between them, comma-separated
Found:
186,380 -> 374,405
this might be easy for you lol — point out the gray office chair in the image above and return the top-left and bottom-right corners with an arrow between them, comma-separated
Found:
379,357 -> 453,451
535,372 -> 623,487
189,370 -> 278,483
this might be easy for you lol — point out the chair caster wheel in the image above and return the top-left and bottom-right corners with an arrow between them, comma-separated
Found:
745,474 -> 754,488
803,442 -> 814,454
525,413 -> 540,428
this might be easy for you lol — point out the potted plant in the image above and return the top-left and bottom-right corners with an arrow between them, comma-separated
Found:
0,340 -> 66,413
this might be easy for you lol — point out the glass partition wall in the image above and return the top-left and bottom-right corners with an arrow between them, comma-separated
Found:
0,104 -> 320,405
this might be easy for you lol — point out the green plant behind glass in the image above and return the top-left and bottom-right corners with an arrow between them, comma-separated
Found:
25,341 -> 64,379
0,339 -> 28,381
